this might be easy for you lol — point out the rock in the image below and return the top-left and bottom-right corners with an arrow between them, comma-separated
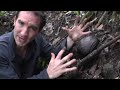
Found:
76,33 -> 100,58
102,63 -> 118,79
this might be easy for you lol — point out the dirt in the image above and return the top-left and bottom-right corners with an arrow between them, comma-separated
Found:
1,11 -> 120,79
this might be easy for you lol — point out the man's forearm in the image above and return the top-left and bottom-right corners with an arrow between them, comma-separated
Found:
66,36 -> 74,50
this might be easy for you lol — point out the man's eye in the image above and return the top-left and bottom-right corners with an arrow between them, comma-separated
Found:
31,27 -> 37,31
19,20 -> 24,26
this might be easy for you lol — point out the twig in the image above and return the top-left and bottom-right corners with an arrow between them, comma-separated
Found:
61,34 -> 120,79
77,34 -> 120,68
80,11 -> 90,23
95,11 -> 108,28
55,13 -> 65,36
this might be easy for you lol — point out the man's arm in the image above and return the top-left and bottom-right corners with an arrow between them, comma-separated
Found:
0,55 -> 50,79
0,46 -> 19,79
0,58 -> 50,79
66,36 -> 74,50
0,60 -> 19,79
0,44 -> 50,79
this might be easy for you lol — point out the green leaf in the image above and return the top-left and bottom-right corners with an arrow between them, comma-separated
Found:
73,11 -> 80,15
0,11 -> 5,16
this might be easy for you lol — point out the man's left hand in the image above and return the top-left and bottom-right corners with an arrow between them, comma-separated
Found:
62,16 -> 97,42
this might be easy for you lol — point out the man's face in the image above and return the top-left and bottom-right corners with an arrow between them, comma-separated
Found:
13,11 -> 41,47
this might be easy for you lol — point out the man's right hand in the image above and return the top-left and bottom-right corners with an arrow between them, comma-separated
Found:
47,49 -> 77,79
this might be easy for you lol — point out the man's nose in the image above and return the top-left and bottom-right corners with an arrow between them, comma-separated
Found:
21,27 -> 28,37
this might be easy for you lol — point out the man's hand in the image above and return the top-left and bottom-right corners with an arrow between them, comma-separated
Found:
62,16 -> 97,42
47,49 -> 77,79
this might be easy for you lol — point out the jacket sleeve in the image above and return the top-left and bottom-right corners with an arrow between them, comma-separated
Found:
0,45 -> 19,79
27,69 -> 49,79
0,44 -> 50,79
0,56 -> 49,79
0,34 -> 57,79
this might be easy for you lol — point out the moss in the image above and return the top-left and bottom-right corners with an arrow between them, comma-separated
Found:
36,57 -> 49,70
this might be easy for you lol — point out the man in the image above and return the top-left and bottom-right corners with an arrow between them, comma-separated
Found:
0,11 -> 96,79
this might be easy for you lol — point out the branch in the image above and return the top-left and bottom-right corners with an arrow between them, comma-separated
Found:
77,34 -> 120,68
80,11 -> 90,23
95,11 -> 108,28
59,34 -> 120,79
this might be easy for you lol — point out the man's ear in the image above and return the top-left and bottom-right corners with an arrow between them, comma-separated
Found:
13,16 -> 17,26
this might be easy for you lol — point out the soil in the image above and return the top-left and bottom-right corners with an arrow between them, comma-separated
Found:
1,11 -> 120,79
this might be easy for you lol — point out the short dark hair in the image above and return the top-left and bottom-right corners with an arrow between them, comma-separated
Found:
15,11 -> 46,30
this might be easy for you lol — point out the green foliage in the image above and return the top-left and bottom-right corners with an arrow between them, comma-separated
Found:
73,11 -> 80,15
37,57 -> 49,69
0,11 -> 5,16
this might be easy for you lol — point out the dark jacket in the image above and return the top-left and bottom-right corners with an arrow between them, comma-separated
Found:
0,31 -> 67,79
